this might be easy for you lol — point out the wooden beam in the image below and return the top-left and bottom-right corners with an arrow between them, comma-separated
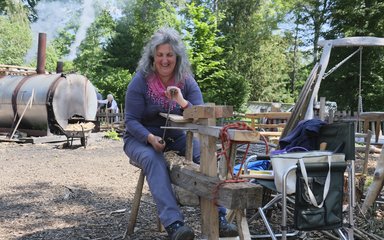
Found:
183,105 -> 233,119
170,166 -> 263,209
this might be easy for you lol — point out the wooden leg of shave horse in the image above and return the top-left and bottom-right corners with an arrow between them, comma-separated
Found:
235,209 -> 251,240
124,169 -> 145,239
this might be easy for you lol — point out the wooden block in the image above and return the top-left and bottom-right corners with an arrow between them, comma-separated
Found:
214,105 -> 234,118
227,128 -> 260,142
183,105 -> 233,119
169,166 -> 263,209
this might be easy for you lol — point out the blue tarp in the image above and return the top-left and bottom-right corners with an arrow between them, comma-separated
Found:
233,160 -> 270,175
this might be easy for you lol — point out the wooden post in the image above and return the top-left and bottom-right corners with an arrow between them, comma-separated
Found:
199,106 -> 219,239
328,109 -> 334,123
185,131 -> 193,163
319,97 -> 326,121
124,170 -> 145,239
362,143 -> 384,213
229,143 -> 237,179
235,209 -> 251,240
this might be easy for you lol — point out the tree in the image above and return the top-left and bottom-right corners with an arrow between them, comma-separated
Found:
291,0 -> 332,64
106,0 -> 181,73
74,10 -> 130,105
0,0 -> 40,22
0,0 -> 32,65
217,0 -> 295,103
183,1 -> 250,110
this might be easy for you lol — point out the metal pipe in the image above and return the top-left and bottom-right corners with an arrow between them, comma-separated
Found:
282,166 -> 297,240
56,61 -> 64,73
36,33 -> 47,74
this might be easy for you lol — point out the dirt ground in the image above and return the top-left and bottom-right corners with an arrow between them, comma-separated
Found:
0,132 -> 383,240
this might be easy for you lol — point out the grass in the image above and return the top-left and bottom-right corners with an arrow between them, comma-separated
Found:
104,129 -> 121,141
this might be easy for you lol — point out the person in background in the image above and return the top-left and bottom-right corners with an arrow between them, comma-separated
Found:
96,91 -> 105,111
123,27 -> 238,240
98,94 -> 119,122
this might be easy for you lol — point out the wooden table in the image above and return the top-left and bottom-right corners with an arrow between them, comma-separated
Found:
360,112 -> 384,143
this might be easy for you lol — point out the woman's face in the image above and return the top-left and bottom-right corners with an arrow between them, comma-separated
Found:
154,44 -> 176,81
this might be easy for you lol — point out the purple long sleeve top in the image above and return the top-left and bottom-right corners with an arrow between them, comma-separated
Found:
124,71 -> 204,143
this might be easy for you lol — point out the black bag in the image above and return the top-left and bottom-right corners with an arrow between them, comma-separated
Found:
294,162 -> 346,230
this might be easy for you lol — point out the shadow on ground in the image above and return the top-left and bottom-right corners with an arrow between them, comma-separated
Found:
0,181 -> 170,240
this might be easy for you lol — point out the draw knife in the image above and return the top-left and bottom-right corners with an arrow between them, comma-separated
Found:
159,89 -> 177,144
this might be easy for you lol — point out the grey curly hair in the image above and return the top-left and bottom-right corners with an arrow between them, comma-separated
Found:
136,27 -> 192,83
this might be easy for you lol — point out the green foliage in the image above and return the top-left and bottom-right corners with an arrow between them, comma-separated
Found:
51,25 -> 78,58
319,0 -> 384,111
74,10 -> 130,105
183,1 -> 250,111
106,0 -> 181,72
0,1 -> 32,65
217,0 -> 294,104
247,36 -> 294,103
93,68 -> 132,106
104,128 -> 121,141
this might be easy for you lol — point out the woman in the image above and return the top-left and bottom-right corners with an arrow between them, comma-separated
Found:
98,94 -> 119,122
123,27 -> 237,240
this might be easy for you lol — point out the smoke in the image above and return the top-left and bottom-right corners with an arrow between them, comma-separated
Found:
25,0 -> 123,62
25,0 -> 82,62
66,0 -> 95,60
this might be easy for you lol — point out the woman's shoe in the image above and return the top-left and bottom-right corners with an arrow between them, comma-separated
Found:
219,215 -> 239,237
165,221 -> 195,240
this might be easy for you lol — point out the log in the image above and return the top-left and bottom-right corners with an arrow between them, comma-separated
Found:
362,144 -> 384,213
169,165 -> 263,209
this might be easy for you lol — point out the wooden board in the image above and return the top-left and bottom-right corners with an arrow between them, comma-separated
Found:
159,113 -> 192,123
254,123 -> 286,128
169,165 -> 263,209
245,112 -> 291,119
183,105 -> 233,119
259,131 -> 283,137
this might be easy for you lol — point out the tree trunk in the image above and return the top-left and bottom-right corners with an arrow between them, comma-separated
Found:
362,144 -> 384,213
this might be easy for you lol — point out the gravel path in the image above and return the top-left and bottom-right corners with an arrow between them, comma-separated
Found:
0,133 -> 178,240
1,133 -> 383,239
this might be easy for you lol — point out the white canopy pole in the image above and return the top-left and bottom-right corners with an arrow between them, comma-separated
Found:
305,42 -> 333,119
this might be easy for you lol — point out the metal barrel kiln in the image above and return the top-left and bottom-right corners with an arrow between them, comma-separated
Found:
0,73 -> 97,135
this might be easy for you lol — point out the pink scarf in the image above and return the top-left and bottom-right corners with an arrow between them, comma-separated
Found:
146,73 -> 184,110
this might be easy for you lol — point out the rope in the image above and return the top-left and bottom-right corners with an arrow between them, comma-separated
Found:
213,122 -> 258,206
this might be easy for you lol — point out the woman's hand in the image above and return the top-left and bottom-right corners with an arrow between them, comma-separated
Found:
147,133 -> 165,152
165,86 -> 188,108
